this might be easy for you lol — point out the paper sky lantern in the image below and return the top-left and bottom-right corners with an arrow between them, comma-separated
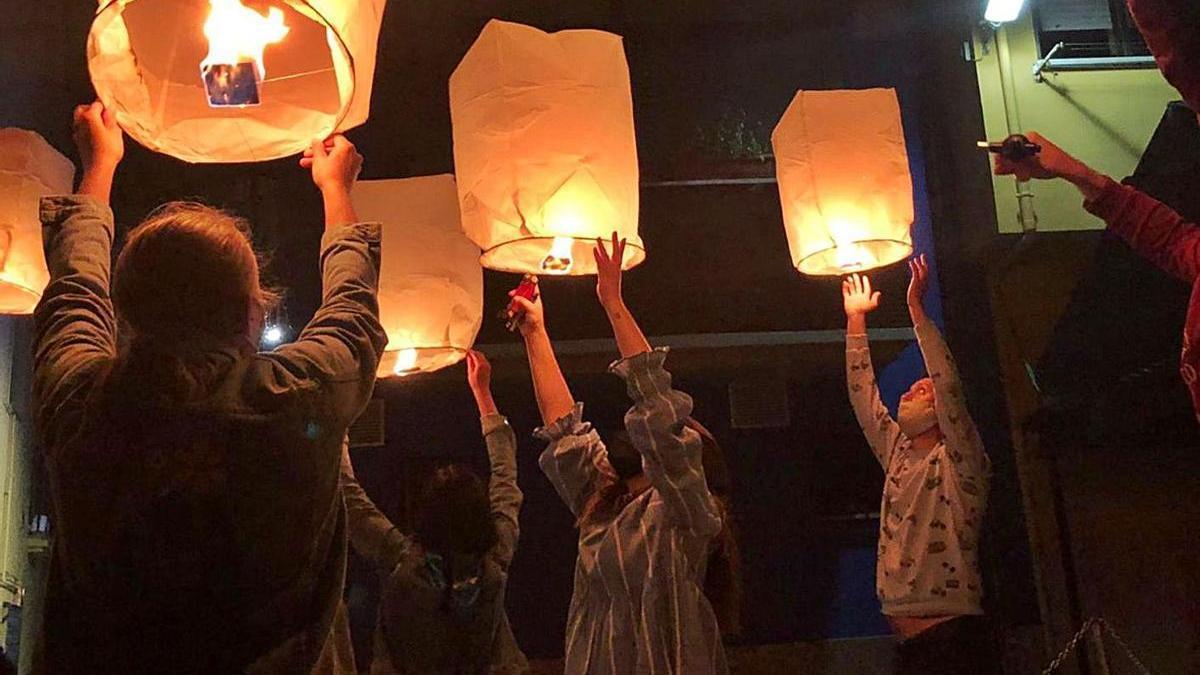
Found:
351,175 -> 483,378
771,88 -> 914,276
449,19 -> 644,276
88,0 -> 386,163
0,130 -> 75,315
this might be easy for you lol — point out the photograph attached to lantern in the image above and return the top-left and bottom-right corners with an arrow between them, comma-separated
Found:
350,175 -> 484,379
88,0 -> 386,163
449,19 -> 645,277
0,130 -> 75,315
771,88 -> 914,276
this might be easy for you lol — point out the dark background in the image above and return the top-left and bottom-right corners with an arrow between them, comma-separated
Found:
3,0 -> 1039,664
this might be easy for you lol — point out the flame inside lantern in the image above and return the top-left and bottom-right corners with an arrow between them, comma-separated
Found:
199,0 -> 289,106
541,237 -> 575,274
392,348 -> 420,376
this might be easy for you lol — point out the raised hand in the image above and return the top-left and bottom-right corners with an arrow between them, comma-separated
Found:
466,349 -> 492,395
301,135 -> 362,194
73,101 -> 124,174
842,273 -> 880,318
466,350 -> 498,417
594,231 -> 626,310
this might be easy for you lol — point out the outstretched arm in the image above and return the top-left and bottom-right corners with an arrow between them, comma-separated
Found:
616,350 -> 722,537
843,273 -> 903,470
264,135 -> 386,430
33,102 -> 122,450
467,351 -> 523,570
907,257 -> 988,475
340,438 -> 410,572
595,232 -> 651,360
994,131 -> 1200,283
514,291 -> 575,427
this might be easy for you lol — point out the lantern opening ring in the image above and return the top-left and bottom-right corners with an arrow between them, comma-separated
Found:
479,236 -> 647,276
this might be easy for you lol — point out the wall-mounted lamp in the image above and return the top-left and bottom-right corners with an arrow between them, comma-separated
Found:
984,0 -> 1026,25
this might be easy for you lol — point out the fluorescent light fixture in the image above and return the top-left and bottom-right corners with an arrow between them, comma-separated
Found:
985,0 -> 1025,23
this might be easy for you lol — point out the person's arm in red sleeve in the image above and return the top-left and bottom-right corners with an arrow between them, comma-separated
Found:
995,131 -> 1200,283
1127,0 -> 1200,113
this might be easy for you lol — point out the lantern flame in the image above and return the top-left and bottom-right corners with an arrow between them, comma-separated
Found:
541,237 -> 575,274
393,348 -> 420,376
200,0 -> 289,80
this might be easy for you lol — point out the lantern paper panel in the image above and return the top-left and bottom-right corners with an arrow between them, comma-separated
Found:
771,88 -> 914,276
88,0 -> 386,164
350,175 -> 483,378
0,130 -> 76,315
449,19 -> 644,276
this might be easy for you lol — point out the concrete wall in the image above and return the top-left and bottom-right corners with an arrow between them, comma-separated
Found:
974,12 -> 1179,233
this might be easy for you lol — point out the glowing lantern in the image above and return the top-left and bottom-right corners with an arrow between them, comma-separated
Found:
449,19 -> 644,276
771,88 -> 914,276
0,130 -> 75,315
87,0 -> 386,163
350,175 -> 483,378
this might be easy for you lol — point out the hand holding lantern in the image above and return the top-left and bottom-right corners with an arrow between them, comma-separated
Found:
466,350 -> 498,417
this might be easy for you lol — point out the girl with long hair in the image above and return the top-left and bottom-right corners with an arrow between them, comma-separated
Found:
32,102 -> 385,673
511,234 -> 734,674
339,351 -> 528,674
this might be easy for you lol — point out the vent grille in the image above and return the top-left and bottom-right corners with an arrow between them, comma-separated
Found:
729,375 -> 790,429
348,399 -> 385,448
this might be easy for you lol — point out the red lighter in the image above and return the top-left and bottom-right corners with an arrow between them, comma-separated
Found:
501,274 -> 540,332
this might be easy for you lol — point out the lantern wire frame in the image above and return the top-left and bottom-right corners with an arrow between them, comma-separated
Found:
794,238 -> 913,276
479,236 -> 647,277
89,0 -> 362,163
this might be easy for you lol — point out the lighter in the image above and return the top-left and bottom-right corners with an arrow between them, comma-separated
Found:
976,134 -> 1042,162
501,275 -> 539,332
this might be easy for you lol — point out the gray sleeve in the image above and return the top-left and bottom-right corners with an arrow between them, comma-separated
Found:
340,437 -> 410,572
257,223 -> 388,430
33,196 -> 118,450
483,414 -> 523,571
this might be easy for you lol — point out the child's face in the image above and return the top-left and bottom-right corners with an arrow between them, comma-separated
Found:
901,377 -> 936,407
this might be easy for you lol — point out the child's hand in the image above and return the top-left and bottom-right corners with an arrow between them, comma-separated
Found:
73,101 -> 124,173
302,135 -> 362,194
906,254 -> 929,310
593,231 -> 626,310
466,350 -> 492,395
842,273 -> 880,317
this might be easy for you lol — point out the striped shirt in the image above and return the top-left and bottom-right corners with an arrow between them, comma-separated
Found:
537,349 -> 727,675
846,323 -> 991,618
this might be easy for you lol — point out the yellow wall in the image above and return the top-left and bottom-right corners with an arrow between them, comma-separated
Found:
975,13 -> 1179,233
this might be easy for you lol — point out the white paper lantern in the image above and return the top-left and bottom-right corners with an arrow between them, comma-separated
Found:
351,175 -> 483,378
88,0 -> 386,163
0,130 -> 76,315
449,19 -> 644,276
771,88 -> 914,276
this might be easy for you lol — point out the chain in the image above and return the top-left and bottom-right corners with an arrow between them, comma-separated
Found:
1041,617 -> 1152,675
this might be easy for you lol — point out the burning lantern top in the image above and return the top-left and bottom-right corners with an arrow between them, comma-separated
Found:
449,19 -> 645,276
88,0 -> 386,163
350,175 -> 483,379
771,88 -> 914,276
